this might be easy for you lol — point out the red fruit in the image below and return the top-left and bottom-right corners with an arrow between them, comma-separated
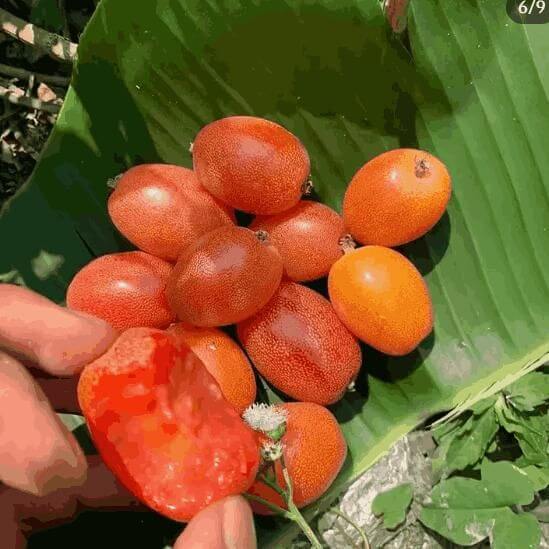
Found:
66,252 -> 175,331
249,402 -> 346,512
237,281 -> 361,405
250,201 -> 346,282
193,116 -> 310,214
343,149 -> 451,246
107,164 -> 234,262
168,323 -> 256,414
77,328 -> 260,522
166,226 -> 283,327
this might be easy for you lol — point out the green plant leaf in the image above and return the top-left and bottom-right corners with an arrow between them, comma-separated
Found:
2,0 -> 549,546
505,371 -> 549,412
496,400 -> 549,466
420,461 -> 537,547
432,408 -> 498,477
372,483 -> 413,529
520,465 -> 549,492
491,511 -> 541,549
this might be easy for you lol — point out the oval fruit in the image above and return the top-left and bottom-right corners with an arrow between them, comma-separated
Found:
193,116 -> 310,214
78,328 -> 260,522
328,246 -> 433,356
168,323 -> 256,414
343,148 -> 451,246
166,226 -> 283,327
66,251 -> 175,331
237,281 -> 361,405
248,402 -> 346,512
250,201 -> 347,282
108,164 -> 234,262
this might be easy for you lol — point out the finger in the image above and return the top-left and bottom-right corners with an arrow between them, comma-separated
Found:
0,351 -> 87,496
0,456 -> 140,542
174,496 -> 256,549
34,376 -> 80,413
0,284 -> 117,376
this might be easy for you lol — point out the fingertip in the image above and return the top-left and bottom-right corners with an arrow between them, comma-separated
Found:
174,495 -> 256,549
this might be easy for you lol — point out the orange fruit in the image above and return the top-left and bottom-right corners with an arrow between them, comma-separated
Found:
66,251 -> 175,331
249,201 -> 347,282
237,281 -> 361,405
107,164 -> 234,262
248,402 -> 346,512
168,323 -> 256,414
343,148 -> 451,246
166,226 -> 283,327
328,246 -> 433,356
193,116 -> 310,214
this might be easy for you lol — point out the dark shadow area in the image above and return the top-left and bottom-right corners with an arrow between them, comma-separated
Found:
28,510 -> 182,549
397,211 -> 451,276
365,330 -> 435,383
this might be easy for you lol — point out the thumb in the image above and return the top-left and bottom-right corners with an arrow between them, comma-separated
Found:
174,496 -> 256,549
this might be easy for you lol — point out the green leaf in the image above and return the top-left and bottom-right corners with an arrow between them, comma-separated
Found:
433,409 -> 498,477
420,461 -> 537,546
470,395 -> 498,415
496,401 -> 549,465
372,483 -> 413,529
491,511 -> 541,549
2,0 -> 549,546
520,465 -> 549,492
506,371 -> 549,412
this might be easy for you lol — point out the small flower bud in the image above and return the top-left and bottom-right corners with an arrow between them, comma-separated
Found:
261,441 -> 284,462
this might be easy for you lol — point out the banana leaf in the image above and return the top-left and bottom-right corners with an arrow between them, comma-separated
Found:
2,0 -> 548,546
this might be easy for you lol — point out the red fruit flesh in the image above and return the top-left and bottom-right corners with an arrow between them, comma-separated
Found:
166,226 -> 283,327
237,281 -> 362,405
193,116 -> 310,215
250,200 -> 346,281
249,402 -> 347,512
77,328 -> 260,522
108,164 -> 234,262
66,251 -> 175,331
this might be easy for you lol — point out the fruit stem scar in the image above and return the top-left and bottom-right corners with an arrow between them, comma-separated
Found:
301,177 -> 313,195
338,234 -> 357,254
415,158 -> 430,178
254,229 -> 270,243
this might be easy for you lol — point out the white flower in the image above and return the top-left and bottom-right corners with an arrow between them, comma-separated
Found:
242,403 -> 288,433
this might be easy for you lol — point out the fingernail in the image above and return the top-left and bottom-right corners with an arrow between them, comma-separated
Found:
222,496 -> 256,549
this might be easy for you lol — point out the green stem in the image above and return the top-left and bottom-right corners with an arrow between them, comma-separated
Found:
280,454 -> 323,549
287,500 -> 323,549
259,472 -> 287,498
244,493 -> 290,517
327,508 -> 370,549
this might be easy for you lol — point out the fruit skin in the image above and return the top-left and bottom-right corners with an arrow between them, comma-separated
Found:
108,164 -> 234,262
166,226 -> 283,327
77,328 -> 260,522
248,402 -> 346,512
328,246 -> 433,356
193,116 -> 310,215
66,251 -> 175,331
343,148 -> 451,246
250,201 -> 346,282
168,322 -> 256,414
237,281 -> 361,405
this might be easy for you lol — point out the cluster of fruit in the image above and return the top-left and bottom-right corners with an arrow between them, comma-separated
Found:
70,116 -> 451,523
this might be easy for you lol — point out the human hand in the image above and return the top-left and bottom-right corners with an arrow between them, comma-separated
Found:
0,284 -> 256,548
